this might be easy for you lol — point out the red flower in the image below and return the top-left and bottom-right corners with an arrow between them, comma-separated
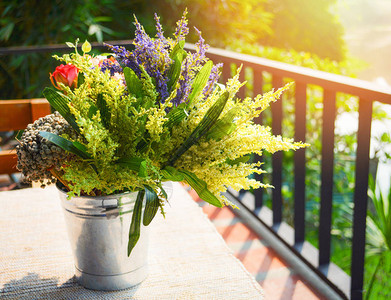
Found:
50,63 -> 80,90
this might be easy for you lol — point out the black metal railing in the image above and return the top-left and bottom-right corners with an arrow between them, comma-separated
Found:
199,45 -> 391,300
2,41 -> 391,299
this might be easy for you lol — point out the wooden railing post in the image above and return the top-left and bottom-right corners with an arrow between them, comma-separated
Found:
0,99 -> 50,175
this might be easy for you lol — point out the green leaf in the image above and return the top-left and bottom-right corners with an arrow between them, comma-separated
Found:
116,157 -> 147,177
159,184 -> 168,200
15,130 -> 24,140
167,50 -> 187,92
167,90 -> 229,166
164,106 -> 188,130
169,40 -> 185,59
128,190 -> 144,256
42,87 -> 81,134
179,170 -> 222,208
96,93 -> 111,128
39,131 -> 91,159
161,166 -> 185,182
135,139 -> 148,153
124,67 -> 143,98
77,72 -> 85,87
0,23 -> 14,41
143,186 -> 159,226
138,160 -> 147,178
206,107 -> 239,141
187,60 -> 213,107
87,103 -> 98,119
66,42 -> 75,48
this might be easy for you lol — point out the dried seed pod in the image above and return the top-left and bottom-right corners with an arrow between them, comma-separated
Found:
16,112 -> 78,185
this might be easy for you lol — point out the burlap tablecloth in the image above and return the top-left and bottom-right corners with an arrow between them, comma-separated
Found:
0,182 -> 263,299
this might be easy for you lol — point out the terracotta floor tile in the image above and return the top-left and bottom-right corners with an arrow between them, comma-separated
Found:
216,222 -> 260,244
261,274 -> 326,300
235,247 -> 288,274
227,239 -> 268,253
187,188 -> 201,201
189,190 -> 326,300
202,205 -> 237,220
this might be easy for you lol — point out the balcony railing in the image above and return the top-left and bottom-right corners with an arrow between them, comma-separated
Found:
2,42 -> 391,299
194,44 -> 391,300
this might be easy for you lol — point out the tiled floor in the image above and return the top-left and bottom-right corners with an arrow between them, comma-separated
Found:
187,188 -> 327,300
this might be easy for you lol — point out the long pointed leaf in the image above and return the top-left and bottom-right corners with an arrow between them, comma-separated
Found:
206,107 -> 239,141
42,87 -> 81,134
116,157 -> 147,176
124,67 -> 143,98
164,106 -> 188,130
167,50 -> 187,92
187,60 -> 213,107
96,93 -> 111,128
167,90 -> 229,166
39,131 -> 91,159
87,104 -> 98,119
138,160 -> 147,178
143,186 -> 159,226
169,40 -> 185,60
179,170 -> 222,208
161,166 -> 185,182
77,72 -> 85,87
128,190 -> 144,256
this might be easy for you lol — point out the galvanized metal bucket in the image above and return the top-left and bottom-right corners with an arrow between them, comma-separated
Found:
57,187 -> 149,291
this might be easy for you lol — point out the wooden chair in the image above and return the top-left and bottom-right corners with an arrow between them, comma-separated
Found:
0,99 -> 51,175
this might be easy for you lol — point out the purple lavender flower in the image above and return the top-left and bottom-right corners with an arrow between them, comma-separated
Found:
130,17 -> 172,102
192,27 -> 209,67
100,58 -> 123,76
154,13 -> 166,43
172,28 -> 210,105
104,43 -> 142,77
103,12 -> 215,107
174,10 -> 189,42
172,59 -> 192,106
202,63 -> 223,99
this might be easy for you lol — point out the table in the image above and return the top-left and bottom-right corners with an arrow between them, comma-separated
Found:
0,182 -> 263,299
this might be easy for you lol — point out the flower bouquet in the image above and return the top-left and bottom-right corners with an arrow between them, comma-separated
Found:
16,12 -> 306,289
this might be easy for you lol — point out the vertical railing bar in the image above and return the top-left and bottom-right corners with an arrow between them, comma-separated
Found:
318,89 -> 336,271
350,98 -> 373,300
253,69 -> 264,208
294,82 -> 307,246
222,60 -> 231,84
271,75 -> 284,227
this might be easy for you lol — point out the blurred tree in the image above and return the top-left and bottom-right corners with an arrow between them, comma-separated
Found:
151,0 -> 273,48
0,0 -> 154,99
0,0 -> 346,99
150,0 -> 345,60
260,0 -> 346,61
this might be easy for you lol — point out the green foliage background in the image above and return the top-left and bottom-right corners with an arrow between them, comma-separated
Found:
0,0 -> 347,99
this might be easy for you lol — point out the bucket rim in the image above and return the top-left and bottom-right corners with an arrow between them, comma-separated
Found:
55,182 -> 139,202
